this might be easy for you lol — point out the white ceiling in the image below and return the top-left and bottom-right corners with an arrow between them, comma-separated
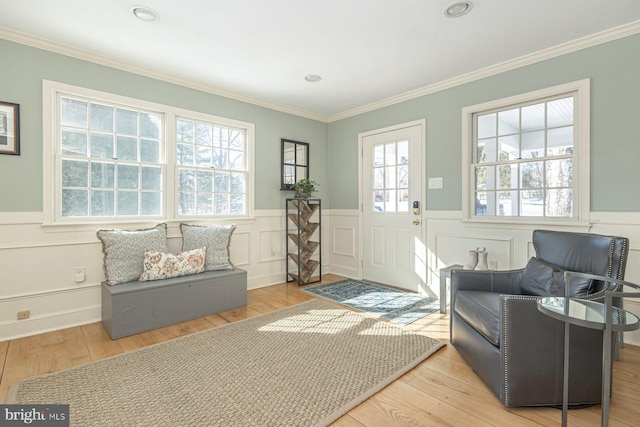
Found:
1,0 -> 640,120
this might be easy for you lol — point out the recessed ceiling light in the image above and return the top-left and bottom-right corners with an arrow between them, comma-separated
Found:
305,74 -> 322,83
444,1 -> 473,18
131,5 -> 159,22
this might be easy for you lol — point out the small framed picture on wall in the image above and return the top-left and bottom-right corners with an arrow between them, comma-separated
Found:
0,101 -> 20,155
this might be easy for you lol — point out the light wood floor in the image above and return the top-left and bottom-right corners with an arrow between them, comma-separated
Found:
2,274 -> 640,426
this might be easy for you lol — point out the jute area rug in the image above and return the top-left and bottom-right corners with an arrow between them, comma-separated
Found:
303,279 -> 440,325
7,300 -> 444,427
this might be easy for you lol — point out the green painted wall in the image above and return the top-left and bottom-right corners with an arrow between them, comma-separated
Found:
327,33 -> 640,211
2,33 -> 639,214
0,38 -> 328,212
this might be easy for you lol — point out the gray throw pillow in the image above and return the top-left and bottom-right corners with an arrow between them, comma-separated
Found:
97,223 -> 168,285
521,257 -> 593,297
180,223 -> 236,271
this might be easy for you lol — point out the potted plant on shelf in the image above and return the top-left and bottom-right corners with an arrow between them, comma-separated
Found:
293,178 -> 318,199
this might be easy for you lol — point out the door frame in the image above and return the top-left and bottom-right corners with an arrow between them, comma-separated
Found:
357,119 -> 427,282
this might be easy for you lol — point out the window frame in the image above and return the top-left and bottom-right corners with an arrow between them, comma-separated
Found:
461,79 -> 590,226
43,80 -> 255,226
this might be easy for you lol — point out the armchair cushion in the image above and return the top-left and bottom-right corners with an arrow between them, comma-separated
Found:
454,290 -> 501,346
521,257 -> 593,297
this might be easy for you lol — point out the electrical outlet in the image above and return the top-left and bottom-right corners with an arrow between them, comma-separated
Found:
73,266 -> 86,283
17,310 -> 30,320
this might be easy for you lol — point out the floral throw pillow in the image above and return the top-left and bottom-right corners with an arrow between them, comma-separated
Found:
139,247 -> 207,282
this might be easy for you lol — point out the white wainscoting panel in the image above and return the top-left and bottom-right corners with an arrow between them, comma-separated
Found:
326,210 -> 359,279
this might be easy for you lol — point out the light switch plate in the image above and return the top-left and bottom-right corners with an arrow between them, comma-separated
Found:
428,177 -> 443,189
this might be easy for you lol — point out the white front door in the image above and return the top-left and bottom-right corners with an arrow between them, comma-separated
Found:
360,121 -> 425,292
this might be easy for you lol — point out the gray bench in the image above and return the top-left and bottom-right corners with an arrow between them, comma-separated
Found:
101,268 -> 247,339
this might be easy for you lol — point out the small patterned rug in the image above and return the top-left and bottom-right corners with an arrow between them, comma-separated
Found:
302,279 -> 440,325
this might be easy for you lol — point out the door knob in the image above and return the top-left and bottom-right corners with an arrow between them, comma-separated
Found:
413,219 -> 421,225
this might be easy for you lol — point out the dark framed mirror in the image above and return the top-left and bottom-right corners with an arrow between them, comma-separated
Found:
281,139 -> 309,190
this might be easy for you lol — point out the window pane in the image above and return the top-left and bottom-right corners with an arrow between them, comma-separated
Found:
117,164 -> 139,189
521,103 -> 545,132
196,145 -> 212,167
177,119 -> 194,143
397,140 -> 408,165
231,194 -> 245,215
546,159 -> 572,188
61,98 -> 87,128
385,166 -> 396,188
213,127 -> 228,148
62,189 -> 88,217
374,190 -> 384,212
398,190 -> 409,212
229,150 -> 245,170
177,143 -> 194,165
140,113 -> 161,139
498,135 -> 519,161
196,123 -> 213,146
520,161 -> 543,189
116,108 -> 138,136
179,169 -> 196,192
117,136 -> 138,161
547,97 -> 573,128
385,143 -> 395,166
141,192 -> 161,215
179,192 -> 195,215
477,113 -> 496,138
476,166 -> 495,191
61,129 -> 88,156
374,145 -> 384,167
498,191 -> 516,216
91,190 -> 114,216
385,190 -> 396,212
215,171 -> 230,193
374,168 -> 384,189
231,173 -> 246,193
215,194 -> 230,215
142,166 -> 162,190
213,148 -> 228,169
521,131 -> 544,159
547,126 -> 573,156
90,133 -> 114,159
117,191 -> 138,215
477,138 -> 496,163
498,108 -> 519,136
91,162 -> 115,188
498,164 -> 515,190
546,189 -> 573,217
521,190 -> 544,216
229,130 -> 244,150
197,193 -> 213,215
475,192 -> 487,215
197,170 -> 213,192
398,165 -> 408,188
141,139 -> 160,163
90,104 -> 114,132
62,159 -> 88,187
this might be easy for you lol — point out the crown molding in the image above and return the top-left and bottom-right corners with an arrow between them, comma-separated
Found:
0,26 -> 328,123
328,19 -> 640,122
2,19 -> 640,124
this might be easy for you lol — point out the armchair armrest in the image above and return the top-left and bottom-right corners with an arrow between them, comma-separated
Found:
451,268 -> 523,294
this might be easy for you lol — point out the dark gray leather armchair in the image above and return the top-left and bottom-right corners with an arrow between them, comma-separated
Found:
450,230 -> 629,407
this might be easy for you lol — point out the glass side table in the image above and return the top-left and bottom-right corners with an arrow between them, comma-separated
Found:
537,296 -> 640,427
